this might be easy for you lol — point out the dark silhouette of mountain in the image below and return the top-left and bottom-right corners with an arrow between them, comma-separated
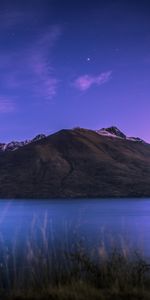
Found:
0,127 -> 149,198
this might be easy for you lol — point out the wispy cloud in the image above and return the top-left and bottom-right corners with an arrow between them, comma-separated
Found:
0,10 -> 61,105
74,71 -> 112,91
27,26 -> 61,100
3,26 -> 60,100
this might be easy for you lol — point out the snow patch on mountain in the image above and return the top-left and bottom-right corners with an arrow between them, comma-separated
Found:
0,134 -> 46,152
96,129 -> 122,139
96,126 -> 126,139
96,126 -> 146,144
126,137 -> 146,143
0,127 -> 147,153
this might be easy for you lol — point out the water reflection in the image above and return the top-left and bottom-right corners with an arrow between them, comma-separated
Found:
0,199 -> 149,256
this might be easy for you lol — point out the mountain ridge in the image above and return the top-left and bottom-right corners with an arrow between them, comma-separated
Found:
0,126 -> 147,152
96,126 -> 146,143
0,126 -> 150,198
0,134 -> 46,152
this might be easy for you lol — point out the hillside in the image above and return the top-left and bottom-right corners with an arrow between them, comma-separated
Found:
0,127 -> 150,198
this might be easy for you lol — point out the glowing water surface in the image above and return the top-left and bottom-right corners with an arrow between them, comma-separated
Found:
0,199 -> 149,257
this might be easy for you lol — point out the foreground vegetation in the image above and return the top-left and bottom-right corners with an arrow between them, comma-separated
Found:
0,217 -> 149,300
0,241 -> 150,299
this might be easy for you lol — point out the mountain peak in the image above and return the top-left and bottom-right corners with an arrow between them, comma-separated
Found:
97,126 -> 126,139
0,134 -> 46,152
32,134 -> 46,142
102,126 -> 126,139
96,126 -> 146,143
0,127 -> 146,153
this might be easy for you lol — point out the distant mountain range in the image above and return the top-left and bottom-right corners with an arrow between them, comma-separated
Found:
0,126 -> 150,198
0,134 -> 46,152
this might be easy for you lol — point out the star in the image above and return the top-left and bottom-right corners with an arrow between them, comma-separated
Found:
86,57 -> 91,62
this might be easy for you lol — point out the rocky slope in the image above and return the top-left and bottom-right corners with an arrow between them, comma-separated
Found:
97,126 -> 146,143
0,134 -> 46,152
0,127 -> 150,198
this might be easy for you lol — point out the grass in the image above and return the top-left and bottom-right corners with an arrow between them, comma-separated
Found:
0,218 -> 150,299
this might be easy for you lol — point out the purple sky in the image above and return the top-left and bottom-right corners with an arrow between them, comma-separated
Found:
0,0 -> 150,142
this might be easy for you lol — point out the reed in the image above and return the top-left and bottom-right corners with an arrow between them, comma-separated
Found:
0,215 -> 150,299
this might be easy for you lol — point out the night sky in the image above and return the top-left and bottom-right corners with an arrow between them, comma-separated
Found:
0,0 -> 150,142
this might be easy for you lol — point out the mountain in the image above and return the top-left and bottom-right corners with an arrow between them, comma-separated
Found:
0,128 -> 145,153
97,126 -> 146,143
0,134 -> 46,152
0,127 -> 150,198
97,126 -> 127,139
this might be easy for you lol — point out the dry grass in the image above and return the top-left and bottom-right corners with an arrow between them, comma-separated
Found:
0,217 -> 150,299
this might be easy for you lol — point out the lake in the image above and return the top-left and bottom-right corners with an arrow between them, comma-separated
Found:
0,198 -> 150,257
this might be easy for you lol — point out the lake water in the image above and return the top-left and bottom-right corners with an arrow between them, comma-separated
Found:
0,198 -> 150,257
